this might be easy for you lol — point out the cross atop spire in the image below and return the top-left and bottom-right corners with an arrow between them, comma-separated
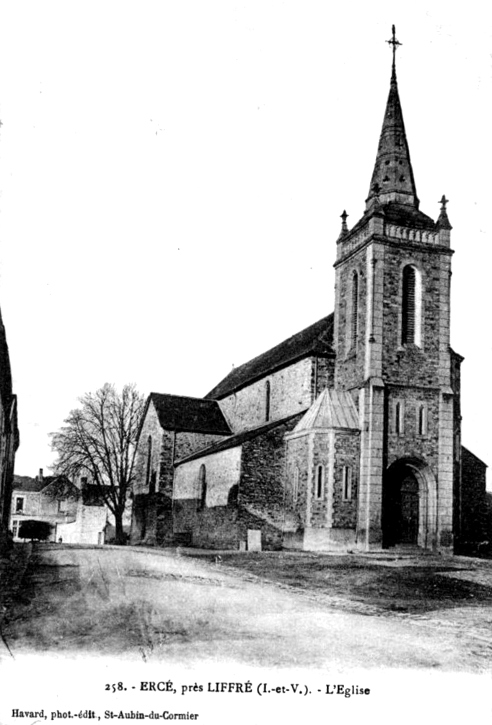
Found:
386,24 -> 401,79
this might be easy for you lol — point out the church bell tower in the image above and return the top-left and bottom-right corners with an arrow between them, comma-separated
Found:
333,27 -> 456,551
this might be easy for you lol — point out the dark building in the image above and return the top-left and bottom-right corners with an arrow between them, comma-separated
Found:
0,308 -> 19,551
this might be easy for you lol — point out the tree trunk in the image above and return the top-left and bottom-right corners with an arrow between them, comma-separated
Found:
114,513 -> 126,545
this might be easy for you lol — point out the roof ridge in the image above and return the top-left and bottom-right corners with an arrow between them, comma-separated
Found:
175,410 -> 307,466
206,313 -> 334,400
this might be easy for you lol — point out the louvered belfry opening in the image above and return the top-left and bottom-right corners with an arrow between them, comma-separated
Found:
402,265 -> 416,344
351,271 -> 359,348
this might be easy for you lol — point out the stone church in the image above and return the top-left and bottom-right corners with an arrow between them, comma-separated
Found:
131,31 -> 486,553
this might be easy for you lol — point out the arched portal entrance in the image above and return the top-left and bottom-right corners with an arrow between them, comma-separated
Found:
382,458 -> 437,550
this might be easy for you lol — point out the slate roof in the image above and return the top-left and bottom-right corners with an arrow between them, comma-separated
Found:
292,389 -> 360,432
13,475 -> 47,493
461,445 -> 487,469
13,474 -> 75,494
366,64 -> 419,211
206,314 -> 334,400
149,392 -> 231,435
348,203 -> 437,241
175,411 -> 306,466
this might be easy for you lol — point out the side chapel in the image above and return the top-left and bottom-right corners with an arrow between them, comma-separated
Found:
131,29 -> 486,553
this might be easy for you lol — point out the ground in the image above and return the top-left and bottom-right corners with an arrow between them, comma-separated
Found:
1,544 -> 492,671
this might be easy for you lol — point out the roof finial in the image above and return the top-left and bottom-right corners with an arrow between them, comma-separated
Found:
386,24 -> 401,81
437,195 -> 452,230
337,210 -> 349,241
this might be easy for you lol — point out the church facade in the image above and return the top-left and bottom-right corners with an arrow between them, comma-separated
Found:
130,33 -> 486,553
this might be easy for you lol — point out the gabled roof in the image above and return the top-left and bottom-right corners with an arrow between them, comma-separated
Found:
13,475 -> 46,493
292,389 -> 360,432
461,445 -> 487,469
206,314 -> 334,400
148,392 -> 231,435
13,474 -> 76,495
175,410 -> 306,466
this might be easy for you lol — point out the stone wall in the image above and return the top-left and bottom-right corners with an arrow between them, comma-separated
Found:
380,246 -> 451,387
335,241 -> 453,392
57,502 -> 107,544
310,432 -> 331,528
217,358 -> 314,433
460,447 -> 487,545
450,351 -> 463,540
133,403 -> 163,496
334,248 -> 368,389
385,387 -> 440,469
238,415 -> 302,550
133,403 -> 227,500
332,431 -> 359,529
131,399 -> 229,546
173,415 -> 303,550
284,434 -> 310,527
314,357 -> 335,397
173,446 -> 241,547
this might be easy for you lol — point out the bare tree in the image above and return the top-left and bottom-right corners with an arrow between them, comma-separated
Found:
51,383 -> 145,544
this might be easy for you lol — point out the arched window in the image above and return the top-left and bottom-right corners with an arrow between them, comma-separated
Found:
292,467 -> 299,505
342,466 -> 353,501
315,465 -> 324,499
417,404 -> 427,436
395,401 -> 404,435
402,265 -> 422,345
265,380 -> 271,422
351,271 -> 359,348
145,436 -> 152,489
198,464 -> 207,510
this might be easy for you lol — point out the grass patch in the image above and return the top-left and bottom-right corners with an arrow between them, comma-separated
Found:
201,552 -> 492,613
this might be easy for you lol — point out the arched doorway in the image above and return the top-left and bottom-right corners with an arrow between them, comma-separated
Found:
382,458 -> 437,550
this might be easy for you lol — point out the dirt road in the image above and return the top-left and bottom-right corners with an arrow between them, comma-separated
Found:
2,545 -> 492,670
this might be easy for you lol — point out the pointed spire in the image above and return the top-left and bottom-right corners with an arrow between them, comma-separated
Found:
436,195 -> 452,230
365,26 -> 419,212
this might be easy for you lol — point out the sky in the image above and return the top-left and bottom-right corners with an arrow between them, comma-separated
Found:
0,1 -> 490,483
